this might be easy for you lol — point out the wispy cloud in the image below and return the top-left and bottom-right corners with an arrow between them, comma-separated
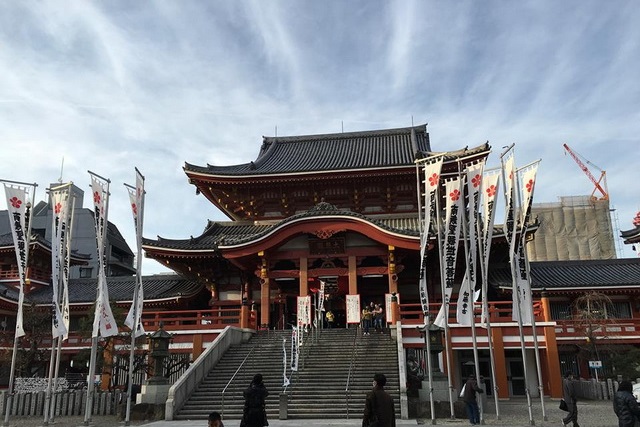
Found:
1,1 -> 639,272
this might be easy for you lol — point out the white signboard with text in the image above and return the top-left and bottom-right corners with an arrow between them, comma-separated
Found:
346,294 -> 361,324
297,295 -> 311,326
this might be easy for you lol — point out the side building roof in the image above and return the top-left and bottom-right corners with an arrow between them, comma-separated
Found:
21,274 -> 202,306
490,258 -> 640,290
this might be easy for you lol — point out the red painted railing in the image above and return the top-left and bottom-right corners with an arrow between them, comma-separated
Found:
141,307 -> 242,331
398,300 -> 544,325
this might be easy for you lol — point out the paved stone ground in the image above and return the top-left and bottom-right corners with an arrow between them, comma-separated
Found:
2,398 -> 620,426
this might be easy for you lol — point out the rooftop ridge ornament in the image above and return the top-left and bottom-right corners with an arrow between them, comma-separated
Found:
308,200 -> 339,212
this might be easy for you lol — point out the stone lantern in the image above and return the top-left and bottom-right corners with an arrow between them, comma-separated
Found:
417,322 -> 449,402
426,323 -> 444,354
138,322 -> 174,407
148,322 -> 173,385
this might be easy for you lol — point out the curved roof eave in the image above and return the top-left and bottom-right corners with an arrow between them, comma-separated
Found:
218,215 -> 419,257
184,164 -> 415,181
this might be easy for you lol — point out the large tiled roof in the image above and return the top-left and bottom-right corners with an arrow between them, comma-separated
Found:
143,203 -> 422,251
24,274 -> 202,305
184,124 -> 432,176
489,258 -> 640,290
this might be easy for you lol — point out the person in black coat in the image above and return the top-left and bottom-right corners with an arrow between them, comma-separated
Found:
562,371 -> 579,427
613,380 -> 640,427
241,374 -> 269,427
362,373 -> 396,427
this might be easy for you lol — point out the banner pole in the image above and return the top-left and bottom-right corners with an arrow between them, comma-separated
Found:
2,182 -> 37,427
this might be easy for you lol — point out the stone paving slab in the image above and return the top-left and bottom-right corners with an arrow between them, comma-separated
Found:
142,397 -> 620,427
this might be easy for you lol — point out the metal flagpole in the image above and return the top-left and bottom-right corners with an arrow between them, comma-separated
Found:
500,147 -> 535,426
478,234 -> 500,419
416,162 -> 436,425
421,275 -> 436,425
435,179 -> 455,419
2,180 -> 37,427
515,163 -> 547,422
51,189 -> 75,423
477,168 -> 501,418
125,170 -> 145,426
45,183 -> 72,424
458,161 -> 484,424
85,172 -> 111,426
44,337 -> 59,425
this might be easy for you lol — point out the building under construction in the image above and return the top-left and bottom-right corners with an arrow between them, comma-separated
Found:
528,195 -> 617,261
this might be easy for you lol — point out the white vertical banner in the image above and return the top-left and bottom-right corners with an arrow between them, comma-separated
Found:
282,338 -> 290,386
124,169 -> 146,337
501,151 -> 520,323
290,327 -> 298,372
513,163 -> 539,325
457,161 -> 484,326
480,171 -> 501,277
62,195 -> 75,340
443,178 -> 463,288
3,184 -> 34,338
50,186 -> 70,339
297,295 -> 311,327
90,173 -> 118,338
433,287 -> 452,328
479,170 -> 501,326
502,151 -> 517,256
346,294 -> 361,324
421,157 -> 444,264
437,177 -> 463,325
318,280 -> 325,312
419,157 -> 443,317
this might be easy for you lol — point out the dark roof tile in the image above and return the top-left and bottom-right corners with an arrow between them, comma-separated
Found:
490,258 -> 640,289
24,274 -> 202,305
185,125 -> 431,176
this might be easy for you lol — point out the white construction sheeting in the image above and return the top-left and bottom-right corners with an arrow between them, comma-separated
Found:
527,196 -> 616,261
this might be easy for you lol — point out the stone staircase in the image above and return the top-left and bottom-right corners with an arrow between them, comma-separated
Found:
287,328 -> 400,419
176,330 -> 290,420
175,327 -> 400,420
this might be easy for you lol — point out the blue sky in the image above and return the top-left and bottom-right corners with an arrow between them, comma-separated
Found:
1,1 -> 639,274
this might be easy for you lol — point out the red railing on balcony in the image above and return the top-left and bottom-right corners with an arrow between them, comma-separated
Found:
398,300 -> 544,325
140,307 -> 243,331
554,319 -> 640,340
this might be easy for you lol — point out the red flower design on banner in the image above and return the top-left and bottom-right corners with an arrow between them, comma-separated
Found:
131,203 -> 137,215
93,191 -> 101,204
54,202 -> 62,214
486,185 -> 497,198
449,189 -> 460,201
9,197 -> 22,209
471,174 -> 482,188
428,173 -> 439,187
525,178 -> 535,193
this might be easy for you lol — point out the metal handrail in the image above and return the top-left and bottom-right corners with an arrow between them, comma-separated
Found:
221,344 -> 256,417
344,327 -> 359,419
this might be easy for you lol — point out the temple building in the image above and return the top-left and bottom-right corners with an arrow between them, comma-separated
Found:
142,125 -> 489,330
2,124 -> 640,403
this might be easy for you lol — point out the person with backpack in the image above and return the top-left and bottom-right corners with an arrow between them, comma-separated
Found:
241,374 -> 269,427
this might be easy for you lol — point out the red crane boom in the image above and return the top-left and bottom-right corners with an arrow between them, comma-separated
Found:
562,143 -> 609,201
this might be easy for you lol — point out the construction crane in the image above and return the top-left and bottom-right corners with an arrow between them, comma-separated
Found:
562,143 -> 609,201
